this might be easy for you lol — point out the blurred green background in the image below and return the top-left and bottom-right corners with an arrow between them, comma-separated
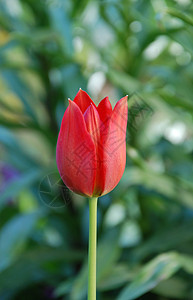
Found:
0,0 -> 193,299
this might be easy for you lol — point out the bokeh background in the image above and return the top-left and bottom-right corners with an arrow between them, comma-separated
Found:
0,0 -> 193,299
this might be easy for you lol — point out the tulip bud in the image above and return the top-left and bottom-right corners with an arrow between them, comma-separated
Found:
56,89 -> 128,197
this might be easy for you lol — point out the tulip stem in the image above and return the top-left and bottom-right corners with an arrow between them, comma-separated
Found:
88,196 -> 98,300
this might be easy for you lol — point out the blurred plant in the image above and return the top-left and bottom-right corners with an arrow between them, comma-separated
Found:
0,0 -> 193,299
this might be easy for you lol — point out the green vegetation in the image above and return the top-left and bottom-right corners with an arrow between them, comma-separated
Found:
0,0 -> 193,299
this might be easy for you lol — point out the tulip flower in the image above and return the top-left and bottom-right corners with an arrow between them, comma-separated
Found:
56,89 -> 128,197
56,89 -> 128,300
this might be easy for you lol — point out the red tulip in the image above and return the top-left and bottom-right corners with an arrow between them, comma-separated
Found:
56,89 -> 128,197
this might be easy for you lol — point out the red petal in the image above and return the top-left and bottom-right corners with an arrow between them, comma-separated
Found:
84,104 -> 103,196
56,100 -> 96,196
96,96 -> 128,195
73,89 -> 96,114
84,104 -> 101,147
97,96 -> 112,123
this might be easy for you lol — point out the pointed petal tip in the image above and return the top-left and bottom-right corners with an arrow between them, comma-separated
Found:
84,101 -> 98,117
68,98 -> 73,106
102,96 -> 109,101
68,99 -> 82,114
97,96 -> 113,122
74,88 -> 83,99
77,88 -> 86,95
118,95 -> 128,107
73,89 -> 96,113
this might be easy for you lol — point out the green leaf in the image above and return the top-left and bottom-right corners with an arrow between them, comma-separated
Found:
121,168 -> 193,209
117,252 -> 181,300
1,71 -> 38,121
118,252 -> 193,300
0,126 -> 41,170
133,221 -> 193,260
158,90 -> 193,113
131,220 -> 193,262
48,6 -> 73,57
166,8 -> 193,27
0,246 -> 84,295
153,277 -> 190,299
54,280 -> 73,297
97,264 -> 132,291
169,29 -> 193,55
0,211 -> 43,271
107,69 -> 142,95
178,253 -> 193,274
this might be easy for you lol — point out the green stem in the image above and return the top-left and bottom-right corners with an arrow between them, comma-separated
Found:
88,197 -> 98,300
